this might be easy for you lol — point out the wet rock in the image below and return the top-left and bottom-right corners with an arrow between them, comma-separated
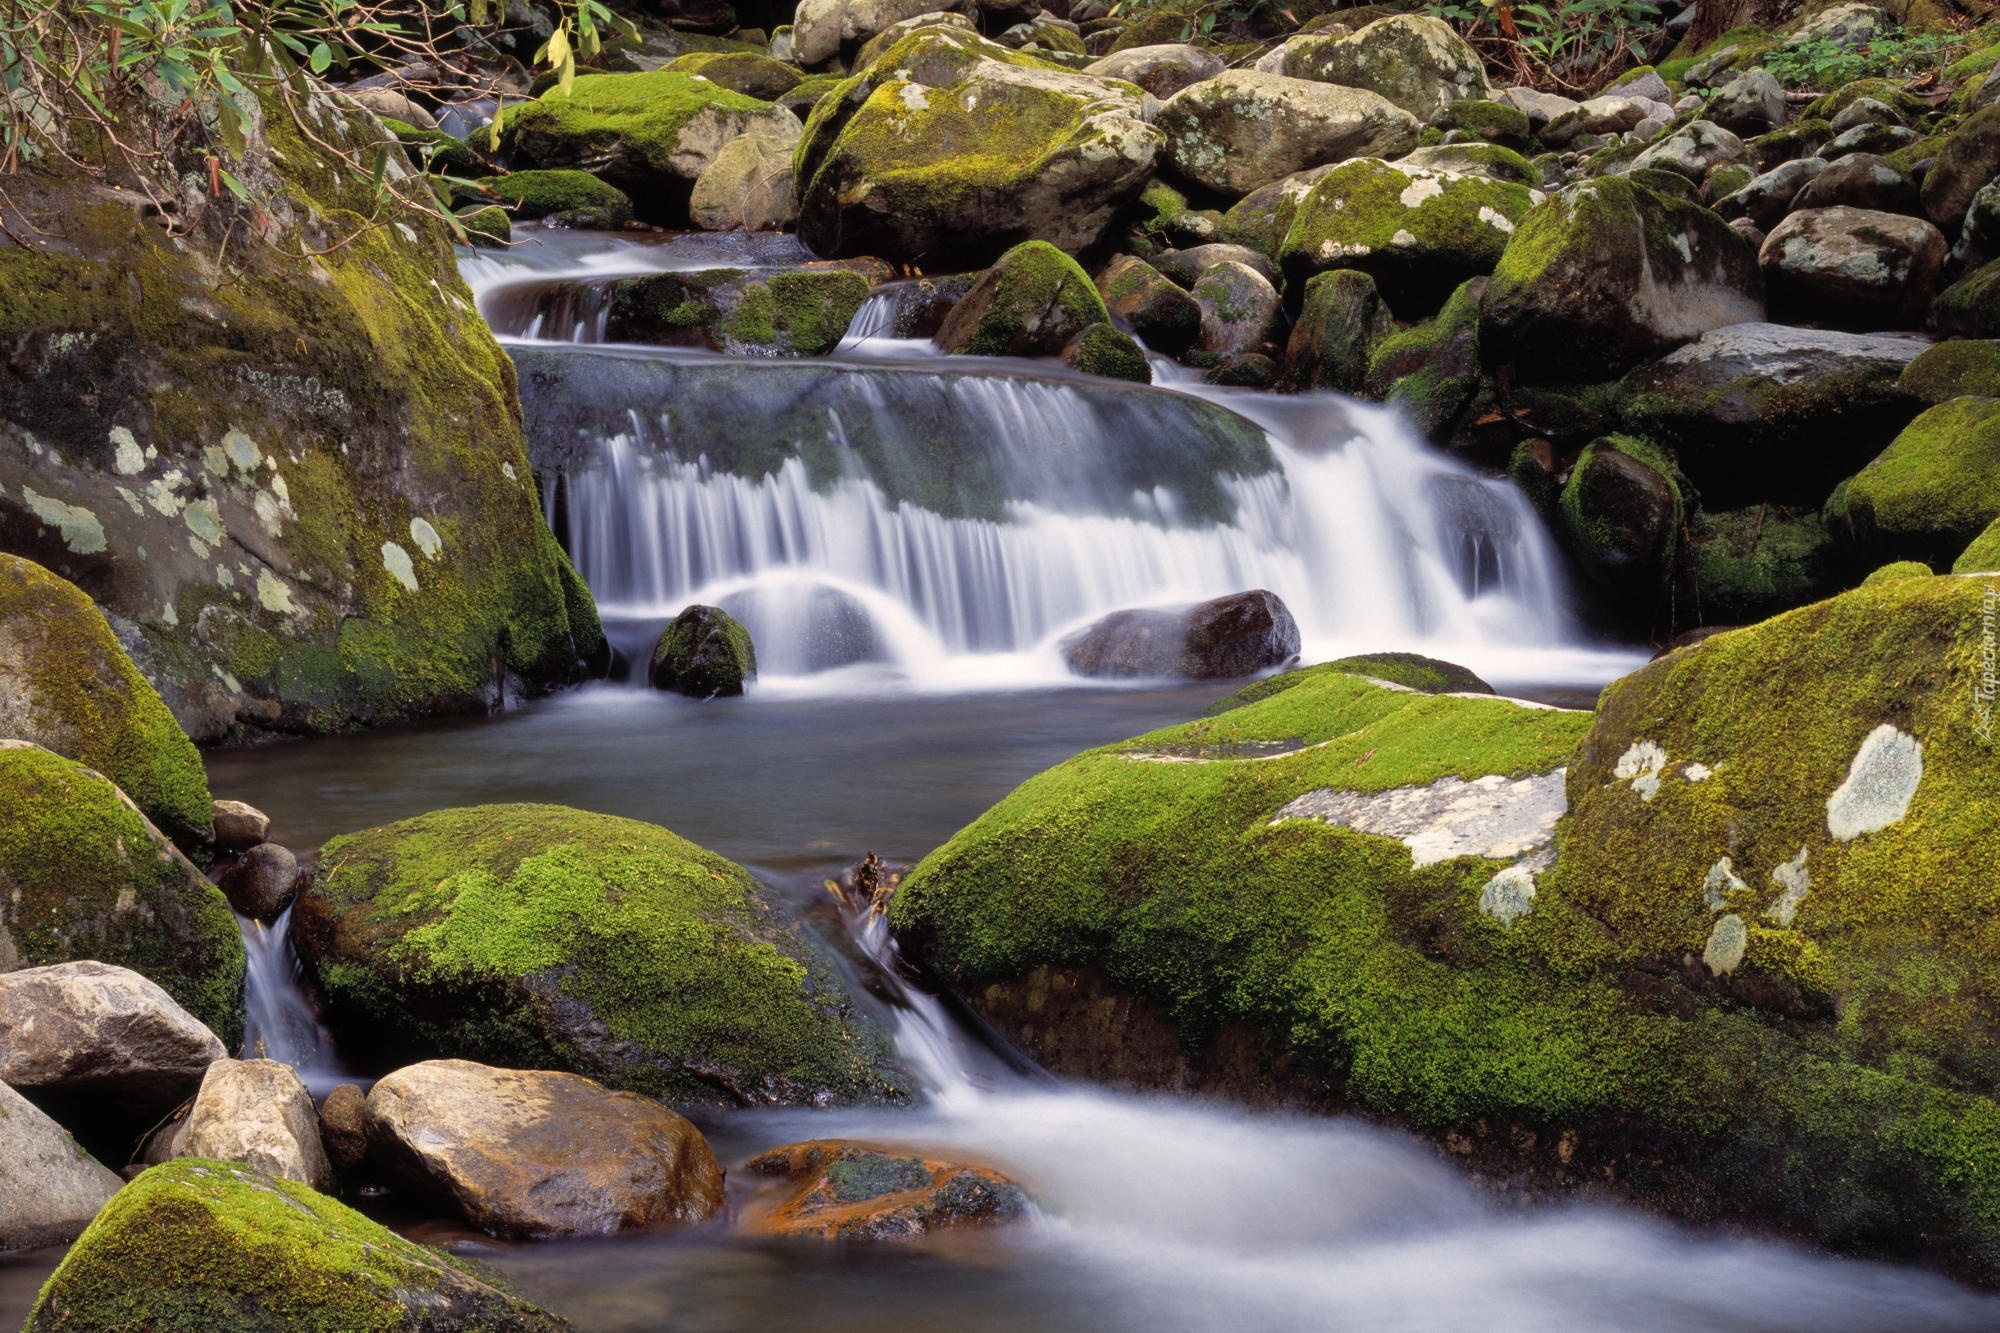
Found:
1190,261 -> 1282,357
792,0 -> 970,65
606,267 -> 870,356
1557,436 -> 1683,610
1707,67 -> 1786,136
742,1140 -> 1030,1239
1156,71 -> 1418,198
1274,15 -> 1489,124
1285,269 -> 1395,393
938,240 -> 1110,357
167,1058 -> 333,1190
364,1060 -> 725,1238
24,1158 -> 567,1330
1714,157 -> 1826,231
0,1080 -> 121,1250
1097,255 -> 1201,355
1064,324 -> 1152,383
214,843 -> 302,920
1084,42 -> 1221,97
663,51 -> 802,100
210,799 -> 270,854
688,133 -> 799,232
1061,589 -> 1301,680
1759,206 -> 1947,327
650,604 -> 758,698
1789,153 -> 1917,214
1687,504 -> 1837,626
319,1083 -> 369,1175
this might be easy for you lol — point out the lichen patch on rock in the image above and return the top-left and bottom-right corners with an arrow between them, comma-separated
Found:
1273,767 -> 1566,868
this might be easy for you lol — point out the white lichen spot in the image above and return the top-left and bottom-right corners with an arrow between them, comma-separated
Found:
115,486 -> 146,516
409,517 -> 443,560
1389,228 -> 1418,247
1614,739 -> 1667,800
189,535 -> 210,560
394,222 -> 419,245
161,602 -> 179,628
253,490 -> 285,537
899,84 -> 930,111
145,472 -> 189,518
1702,857 -> 1748,910
1399,175 -> 1445,208
223,427 -> 262,475
1703,913 -> 1748,975
1478,864 -> 1537,925
1826,724 -> 1922,840
1477,205 -> 1516,233
381,541 -> 419,592
1767,847 -> 1810,926
270,474 -> 291,507
1273,769 -> 1567,869
21,488 -> 107,554
1683,762 -> 1712,782
501,463 -> 517,481
202,445 -> 230,476
110,426 -> 145,476
215,565 -> 233,588
1671,234 -> 1693,263
183,499 -> 225,545
256,569 -> 296,614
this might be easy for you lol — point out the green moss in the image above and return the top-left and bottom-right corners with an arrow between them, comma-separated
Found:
379,118 -> 487,178
455,204 -> 510,247
1953,515 -> 2000,572
298,805 -> 905,1107
1204,653 -> 1493,715
1557,434 -> 1685,596
1440,98 -> 1530,145
504,70 -> 768,170
477,169 -> 634,227
1138,179 -> 1189,230
943,240 -> 1109,356
725,270 -> 869,355
28,1158 -> 561,1331
0,555 -> 212,846
1688,503 -> 1836,624
1861,559 -> 1934,584
664,51 -> 802,100
1363,276 -> 1484,439
1066,323 -> 1150,382
0,745 -> 243,1045
1803,78 -> 1931,123
1841,396 -> 2000,563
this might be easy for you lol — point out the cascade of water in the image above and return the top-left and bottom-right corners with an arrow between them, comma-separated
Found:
236,907 -> 352,1095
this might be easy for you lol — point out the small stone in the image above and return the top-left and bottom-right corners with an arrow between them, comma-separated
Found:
215,843 -> 302,920
1703,913 -> 1749,975
319,1083 -> 370,1174
211,799 -> 271,852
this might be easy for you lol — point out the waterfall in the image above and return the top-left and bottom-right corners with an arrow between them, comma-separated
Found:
237,907 -> 351,1095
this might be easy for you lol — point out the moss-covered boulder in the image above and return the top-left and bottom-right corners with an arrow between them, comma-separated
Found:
503,70 -> 800,223
1277,157 -> 1540,317
477,168 -> 635,228
0,742 -> 244,1047
1480,177 -> 1765,384
1933,257 -> 2000,339
1204,651 -> 1492,714
1274,15 -> 1489,125
1686,503 -> 1837,625
1860,558 -> 1932,585
1920,104 -> 2000,231
1558,435 -> 1685,613
293,804 -> 906,1107
1285,269 -> 1394,393
1064,324 -> 1152,382
793,29 -> 1158,266
1097,255 -> 1201,356
1217,165 -> 1336,258
1362,276 -> 1485,441
602,267 -> 870,356
1954,515 -> 2000,572
665,51 -> 804,100
1439,98 -> 1529,147
1157,71 -> 1418,199
1897,338 -> 2000,404
27,1158 -> 566,1331
650,603 -> 758,697
936,241 -> 1109,356
0,555 -> 211,847
892,577 -> 2000,1276
1837,395 -> 2000,566
382,118 -> 490,178
1395,141 -> 1540,185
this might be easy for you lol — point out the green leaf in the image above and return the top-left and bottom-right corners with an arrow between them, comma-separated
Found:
309,41 -> 331,73
218,167 -> 251,201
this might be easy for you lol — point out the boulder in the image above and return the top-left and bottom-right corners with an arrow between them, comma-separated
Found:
0,556 -> 212,847
1714,157 -> 1826,231
1759,207 -> 1947,327
1065,324 -> 1152,382
1836,396 -> 2000,565
1954,515 -> 2000,573
664,51 -> 803,100
1083,43 -> 1221,98
1060,589 -> 1300,680
1275,15 -> 1488,124
1394,142 -> 1541,185
1097,255 -> 1202,355
0,1080 -> 121,1250
794,30 -> 1157,265
210,799 -> 270,854
1687,504 -> 1837,625
1438,98 -> 1529,148
851,10 -> 976,68
165,1058 -> 332,1190
1204,653 -> 1494,713
1952,182 -> 2000,272
1496,85 -> 1578,128
0,742 -> 244,1048
1276,157 -> 1540,317
741,1140 -> 1030,1239
1480,177 -> 1765,383
1788,153 -> 1917,215
1921,105 -> 2000,230
1898,339 -> 2000,403
937,240 -> 1110,356
213,843 -> 301,920
1190,261 -> 1282,357
1629,120 -> 1748,182
25,1158 -> 566,1330
1285,269 -> 1395,393
1557,436 -> 1685,611
1218,166 -> 1339,255
1934,257 -> 2000,338
1707,67 -> 1786,136
1822,121 -> 1918,160
1828,96 -> 1904,133
477,168 -> 637,228
1152,242 -> 1278,289
1156,72 -> 1418,198
503,70 -> 802,223
1540,95 -> 1652,146
1363,277 -> 1487,442
291,804 -> 907,1107
793,0 -> 970,65
650,603 -> 758,697
688,132 -> 799,231
0,961 -> 224,1148
1860,559 -> 1932,585
319,1083 -> 369,1175
605,268 -> 870,357
364,1060 -> 725,1237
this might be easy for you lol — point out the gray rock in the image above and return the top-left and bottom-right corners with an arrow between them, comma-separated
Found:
1157,71 -> 1419,197
1790,153 -> 1918,215
688,133 -> 798,233
215,843 -> 302,920
792,0 -> 969,65
1826,122 -> 1919,160
1084,43 -> 1222,98
1496,85 -> 1578,127
0,1080 -> 121,1249
1708,67 -> 1786,135
1760,206 -> 1948,326
1606,68 -> 1671,104
169,1057 -> 333,1190
1154,243 -> 1279,288
1543,94 -> 1651,145
1830,96 -> 1904,132
1715,157 -> 1827,231
1191,261 -> 1282,356
210,799 -> 270,853
1779,2 -> 1890,51
1630,120 -> 1747,182
1953,181 -> 2000,270
1395,143 -> 1541,185
1061,589 -> 1300,680
1276,15 -> 1489,124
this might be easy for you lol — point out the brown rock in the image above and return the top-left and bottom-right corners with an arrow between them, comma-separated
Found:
170,1057 -> 334,1190
741,1140 -> 1030,1240
320,1083 -> 370,1174
211,799 -> 271,853
215,843 -> 302,920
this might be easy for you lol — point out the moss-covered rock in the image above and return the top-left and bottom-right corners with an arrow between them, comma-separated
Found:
455,204 -> 511,247
1860,558 -> 1933,584
1395,141 -> 1540,185
1277,157 -> 1540,317
1954,515 -> 2000,572
1217,165 -> 1336,258
27,1158 -> 565,1331
1156,71 -> 1418,199
1276,15 -> 1490,125
477,169 -> 635,228
1897,339 -> 2000,403
1686,503 -> 1837,625
1363,276 -> 1485,441
0,742 -> 244,1047
1064,323 -> 1151,382
665,51 -> 804,100
1921,104 -> 2000,231
1933,257 -> 2000,338
0,555 -> 211,847
1097,254 -> 1201,356
601,266 -> 869,356
381,118 -> 490,178
1438,97 -> 1529,147
1837,395 -> 2000,565
793,0 -> 975,66
1204,651 -> 1492,714
936,240 -> 1109,356
1284,268 -> 1394,393
294,804 -> 908,1108
1558,435 -> 1686,612
650,603 -> 757,696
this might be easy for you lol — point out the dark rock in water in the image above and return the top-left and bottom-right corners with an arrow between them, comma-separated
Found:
319,1083 -> 369,1176
651,605 -> 758,698
210,799 -> 270,855
1097,255 -> 1201,357
741,1140 -> 1029,1240
1062,590 -> 1301,680
1558,435 -> 1684,612
936,241 -> 1110,358
215,843 -> 302,921
604,268 -> 870,357
1285,269 -> 1394,394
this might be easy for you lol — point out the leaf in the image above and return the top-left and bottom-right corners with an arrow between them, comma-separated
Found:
218,167 -> 251,201
488,96 -> 504,151
309,41 -> 331,73
370,144 -> 389,196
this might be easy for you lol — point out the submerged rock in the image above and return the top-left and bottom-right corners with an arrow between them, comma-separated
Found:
365,1060 -> 725,1238
1061,589 -> 1300,680
742,1140 -> 1030,1239
651,604 -> 758,697
0,1081 -> 121,1250
292,804 -> 907,1108
26,1159 -> 567,1330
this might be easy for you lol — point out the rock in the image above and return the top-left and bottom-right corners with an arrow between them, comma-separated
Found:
1276,156 -> 1540,317
1363,277 -> 1487,442
165,1058 -> 332,1190
1190,261 -> 1282,357
1061,589 -> 1300,680
346,87 -> 436,130
1276,15 -> 1489,124
1064,324 -> 1152,382
1285,269 -> 1395,393
364,1060 -> 724,1238
850,11 -> 976,68
794,30 -> 1157,264
688,131 -> 799,232
1860,559 -> 1932,585
1921,105 -> 2000,230
1934,257 -> 2000,337
1789,152 -> 1917,214
214,843 -> 302,920
292,804 -> 907,1107
1829,96 -> 1903,133
1836,396 -> 2000,565
25,1158 -> 567,1329
1759,207 -> 1947,327
1823,121 -> 1918,160
503,70 -> 801,223
1714,157 -> 1826,230
210,800 -> 270,854
1156,72 -> 1418,198
1152,242 -> 1278,288
1097,255 -> 1201,355
1480,177 -> 1765,383
0,556 -> 212,847
1541,95 -> 1652,146
0,742 -> 244,1048
604,267 -> 870,357
1701,160 -> 1754,205
1497,85 -> 1578,128
1687,504 -> 1837,625
664,51 -> 803,100
1394,142 -> 1541,185
1084,43 -> 1221,97
1615,323 -> 1924,505
650,604 -> 758,697
476,168 -> 636,228
1439,98 -> 1529,148
1952,182 -> 2000,271
1557,436 -> 1684,612
741,1140 -> 1030,1239
1629,120 -> 1747,182
1205,653 -> 1493,714
1203,353 -> 1279,387
1898,339 -> 2000,403
1708,67 -> 1786,135
1606,66 -> 1671,104
0,961 -> 224,1152
1782,3 -> 1890,51
938,240 -> 1110,357
319,1083 -> 369,1175
1747,118 -> 1833,171
457,207 -> 508,250
0,1080 -> 121,1250
1954,515 -> 2000,572
793,0 -> 970,65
